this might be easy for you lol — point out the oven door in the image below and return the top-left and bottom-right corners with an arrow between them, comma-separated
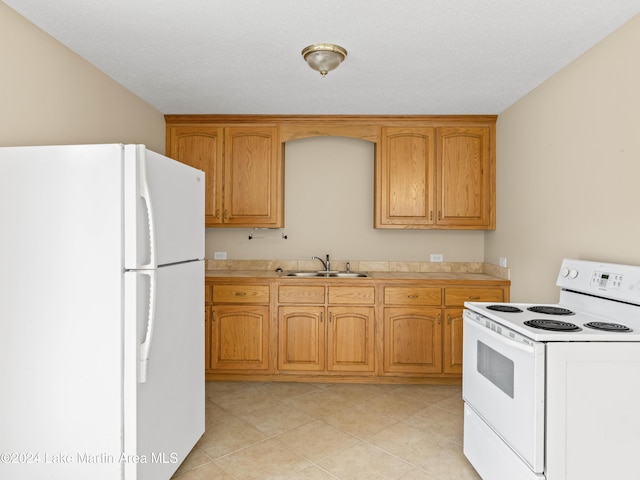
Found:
463,310 -> 545,473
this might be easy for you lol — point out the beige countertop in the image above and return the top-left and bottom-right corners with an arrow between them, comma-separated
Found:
205,269 -> 509,284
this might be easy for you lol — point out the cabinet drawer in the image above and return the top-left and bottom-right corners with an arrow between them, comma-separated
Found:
328,286 -> 375,305
278,285 -> 325,304
384,286 -> 441,306
445,287 -> 504,306
212,284 -> 270,303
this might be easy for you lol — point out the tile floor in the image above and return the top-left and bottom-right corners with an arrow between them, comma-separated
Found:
171,381 -> 481,480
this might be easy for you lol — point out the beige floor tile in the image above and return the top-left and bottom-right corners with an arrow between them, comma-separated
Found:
406,405 -> 464,445
398,468 -> 441,480
213,385 -> 282,415
418,444 -> 481,480
276,419 -> 359,462
317,442 -> 414,480
323,404 -> 398,439
254,382 -> 322,401
392,384 -> 461,406
197,414 -> 267,459
281,388 -> 358,418
198,381 -> 473,480
430,394 -> 464,415
172,447 -> 213,477
172,460 -> 235,479
206,380 -> 255,397
368,422 -> 452,466
215,438 -> 311,480
322,383 -> 390,403
240,402 -> 316,436
285,465 -> 340,480
361,392 -> 429,420
205,400 -> 231,426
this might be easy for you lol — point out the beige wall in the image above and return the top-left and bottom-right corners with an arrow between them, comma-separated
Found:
205,136 -> 485,262
1,3 -> 164,152
486,14 -> 640,302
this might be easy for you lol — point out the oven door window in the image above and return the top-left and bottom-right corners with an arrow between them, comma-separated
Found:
477,341 -> 514,398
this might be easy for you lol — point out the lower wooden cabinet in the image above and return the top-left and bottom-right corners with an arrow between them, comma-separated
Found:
383,307 -> 442,374
211,305 -> 269,370
277,296 -> 375,373
382,285 -> 506,376
205,278 -> 508,382
206,282 -> 271,373
327,306 -> 375,372
443,308 -> 463,374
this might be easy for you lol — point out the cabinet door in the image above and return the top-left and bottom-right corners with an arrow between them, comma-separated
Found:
223,126 -> 283,227
436,126 -> 494,228
383,307 -> 442,374
327,306 -> 375,372
376,127 -> 436,227
166,126 -> 224,226
204,306 -> 212,372
278,306 -> 325,371
443,308 -> 463,374
210,305 -> 269,370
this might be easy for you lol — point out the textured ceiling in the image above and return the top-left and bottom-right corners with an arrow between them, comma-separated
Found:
4,0 -> 640,115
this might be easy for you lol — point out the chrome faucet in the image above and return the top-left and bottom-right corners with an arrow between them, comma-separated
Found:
312,254 -> 330,272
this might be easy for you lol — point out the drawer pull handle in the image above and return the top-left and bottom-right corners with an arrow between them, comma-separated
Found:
234,292 -> 247,297
468,296 -> 480,300
407,294 -> 419,299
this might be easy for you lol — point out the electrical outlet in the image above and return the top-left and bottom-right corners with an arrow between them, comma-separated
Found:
499,257 -> 508,267
430,254 -> 444,263
213,251 -> 227,260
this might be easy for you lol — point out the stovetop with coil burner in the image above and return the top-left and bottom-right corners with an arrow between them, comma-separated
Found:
466,301 -> 640,341
466,259 -> 640,342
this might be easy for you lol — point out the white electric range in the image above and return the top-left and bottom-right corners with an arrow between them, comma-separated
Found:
462,258 -> 640,480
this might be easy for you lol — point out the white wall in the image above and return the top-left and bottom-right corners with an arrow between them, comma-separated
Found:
205,136 -> 485,262
1,3 -> 164,152
486,14 -> 640,302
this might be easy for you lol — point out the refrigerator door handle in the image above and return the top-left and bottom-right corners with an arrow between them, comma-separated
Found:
138,151 -> 157,270
138,269 -> 157,383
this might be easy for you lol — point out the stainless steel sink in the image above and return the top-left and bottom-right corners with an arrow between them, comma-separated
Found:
283,271 -> 368,278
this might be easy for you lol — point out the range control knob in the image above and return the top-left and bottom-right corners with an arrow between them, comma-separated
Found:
568,269 -> 579,279
560,267 -> 570,278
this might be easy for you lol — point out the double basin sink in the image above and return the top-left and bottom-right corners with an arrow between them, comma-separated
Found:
283,271 -> 368,278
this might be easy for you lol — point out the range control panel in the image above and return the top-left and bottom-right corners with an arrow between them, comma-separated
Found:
590,271 -> 623,290
557,259 -> 640,304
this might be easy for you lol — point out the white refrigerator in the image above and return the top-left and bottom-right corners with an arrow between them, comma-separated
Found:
0,144 -> 205,480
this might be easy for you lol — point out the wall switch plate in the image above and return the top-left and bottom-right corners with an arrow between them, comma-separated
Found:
430,254 -> 444,263
499,257 -> 508,267
214,252 -> 227,260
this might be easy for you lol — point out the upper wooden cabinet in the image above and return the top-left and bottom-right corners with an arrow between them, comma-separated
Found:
166,126 -> 223,226
376,124 -> 495,229
166,123 -> 283,228
166,115 -> 495,230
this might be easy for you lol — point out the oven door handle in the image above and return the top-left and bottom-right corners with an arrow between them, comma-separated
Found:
465,316 -> 537,355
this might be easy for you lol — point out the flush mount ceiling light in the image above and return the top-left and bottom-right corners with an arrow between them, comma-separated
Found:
301,44 -> 347,77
